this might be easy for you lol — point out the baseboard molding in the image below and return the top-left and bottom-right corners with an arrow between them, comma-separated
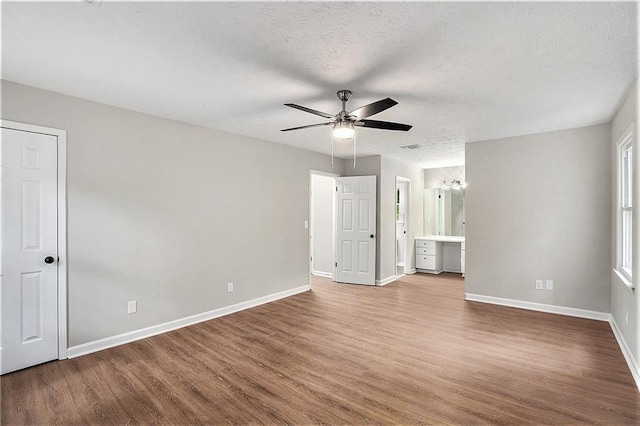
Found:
395,269 -> 417,277
67,285 -> 311,359
609,315 -> 640,391
464,293 -> 610,322
376,276 -> 396,286
311,270 -> 333,279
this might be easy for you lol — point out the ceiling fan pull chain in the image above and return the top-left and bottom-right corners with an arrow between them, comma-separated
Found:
353,133 -> 357,168
331,134 -> 335,168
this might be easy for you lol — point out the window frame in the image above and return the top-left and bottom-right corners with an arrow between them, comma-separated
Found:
616,123 -> 635,289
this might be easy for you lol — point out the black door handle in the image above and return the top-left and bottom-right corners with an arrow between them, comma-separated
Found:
370,234 -> 375,239
44,256 -> 55,264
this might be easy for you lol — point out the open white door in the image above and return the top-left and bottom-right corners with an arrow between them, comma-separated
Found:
335,176 -> 376,285
1,126 -> 60,374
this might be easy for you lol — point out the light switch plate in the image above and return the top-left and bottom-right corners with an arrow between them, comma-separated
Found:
545,280 -> 554,291
128,300 -> 137,314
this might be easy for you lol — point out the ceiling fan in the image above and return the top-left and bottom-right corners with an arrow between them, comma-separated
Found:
281,90 -> 412,139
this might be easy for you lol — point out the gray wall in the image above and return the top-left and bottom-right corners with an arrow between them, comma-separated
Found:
424,165 -> 465,189
465,124 -> 611,313
311,174 -> 335,276
610,79 -> 639,363
2,80 -> 344,347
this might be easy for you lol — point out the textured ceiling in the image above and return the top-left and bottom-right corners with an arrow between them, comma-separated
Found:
2,1 -> 637,168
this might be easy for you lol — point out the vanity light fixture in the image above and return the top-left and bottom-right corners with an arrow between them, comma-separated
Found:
442,179 -> 466,191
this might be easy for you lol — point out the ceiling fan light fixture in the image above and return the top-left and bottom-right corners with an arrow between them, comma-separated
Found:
333,121 -> 355,139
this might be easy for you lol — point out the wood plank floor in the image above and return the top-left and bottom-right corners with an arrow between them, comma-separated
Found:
2,273 -> 639,425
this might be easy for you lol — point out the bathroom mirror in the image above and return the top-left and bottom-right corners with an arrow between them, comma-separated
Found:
424,188 -> 465,236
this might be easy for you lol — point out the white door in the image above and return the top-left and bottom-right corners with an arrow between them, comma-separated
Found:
1,127 -> 59,374
335,176 -> 376,285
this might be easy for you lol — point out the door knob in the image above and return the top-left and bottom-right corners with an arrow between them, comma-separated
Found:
370,234 -> 375,239
44,256 -> 55,264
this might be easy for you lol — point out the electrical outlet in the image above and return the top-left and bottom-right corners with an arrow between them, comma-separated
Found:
625,311 -> 629,326
127,300 -> 137,314
535,280 -> 543,290
545,280 -> 554,291
227,282 -> 234,293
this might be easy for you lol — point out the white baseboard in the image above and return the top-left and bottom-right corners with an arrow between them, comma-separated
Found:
609,315 -> 640,391
67,285 -> 311,359
394,269 -> 416,277
376,276 -> 396,286
311,270 -> 333,279
464,293 -> 610,321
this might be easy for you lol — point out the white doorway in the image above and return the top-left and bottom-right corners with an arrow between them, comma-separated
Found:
395,177 -> 411,277
309,170 -> 338,280
1,120 -> 67,375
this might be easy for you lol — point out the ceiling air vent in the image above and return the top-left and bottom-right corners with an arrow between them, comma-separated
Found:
400,144 -> 422,150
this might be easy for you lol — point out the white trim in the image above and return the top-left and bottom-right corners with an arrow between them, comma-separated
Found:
0,120 -> 68,360
395,176 -> 411,277
57,131 -> 67,360
311,270 -> 333,279
408,269 -> 417,275
613,268 -> 634,290
309,169 -> 341,179
464,293 -> 610,321
68,285 -> 311,359
609,315 -> 640,391
616,122 -> 635,289
376,275 -> 396,286
309,170 -> 339,285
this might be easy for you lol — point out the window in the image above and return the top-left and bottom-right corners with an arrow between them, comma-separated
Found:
617,124 -> 635,287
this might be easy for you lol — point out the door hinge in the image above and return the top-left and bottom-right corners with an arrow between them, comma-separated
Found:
336,186 -> 338,192
310,256 -> 313,261
335,262 -> 338,267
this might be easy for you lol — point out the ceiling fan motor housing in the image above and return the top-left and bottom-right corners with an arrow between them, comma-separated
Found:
337,90 -> 352,102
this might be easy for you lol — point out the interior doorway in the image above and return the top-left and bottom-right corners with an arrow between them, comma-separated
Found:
395,177 -> 411,277
309,170 -> 338,281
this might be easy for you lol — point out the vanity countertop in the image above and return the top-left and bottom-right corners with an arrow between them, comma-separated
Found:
416,235 -> 465,243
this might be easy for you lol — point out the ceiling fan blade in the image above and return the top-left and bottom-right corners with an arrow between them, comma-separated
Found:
284,103 -> 335,119
348,98 -> 398,119
355,119 -> 412,131
281,122 -> 333,132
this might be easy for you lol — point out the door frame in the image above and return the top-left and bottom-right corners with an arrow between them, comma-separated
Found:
395,176 -> 411,276
309,170 -> 339,283
1,119 -> 68,360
